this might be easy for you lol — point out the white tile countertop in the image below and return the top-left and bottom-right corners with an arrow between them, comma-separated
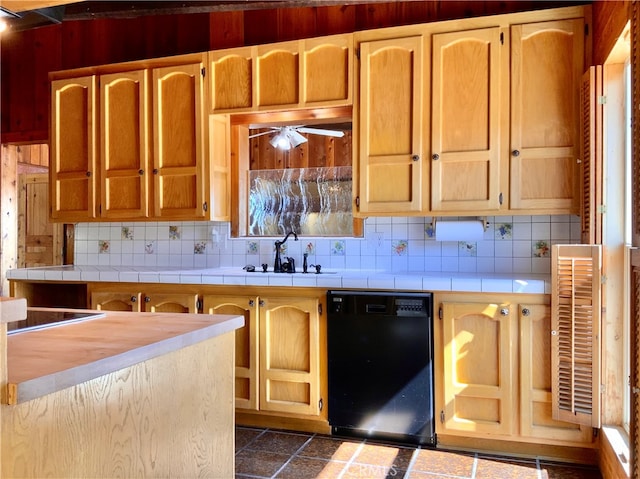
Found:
6,265 -> 550,294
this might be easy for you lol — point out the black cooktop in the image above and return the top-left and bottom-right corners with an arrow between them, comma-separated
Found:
7,309 -> 104,334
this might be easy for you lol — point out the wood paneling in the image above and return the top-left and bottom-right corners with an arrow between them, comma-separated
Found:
592,0 -> 630,65
1,1 -> 584,143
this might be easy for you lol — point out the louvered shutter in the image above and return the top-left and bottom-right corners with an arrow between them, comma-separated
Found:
631,3 -> 640,477
579,66 -> 603,245
551,244 -> 601,428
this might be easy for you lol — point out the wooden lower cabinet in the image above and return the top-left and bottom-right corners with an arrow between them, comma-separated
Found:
203,292 -> 327,423
90,285 -> 199,313
435,293 -> 595,451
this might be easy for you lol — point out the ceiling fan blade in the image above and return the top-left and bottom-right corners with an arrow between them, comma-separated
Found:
248,130 -> 276,139
296,127 -> 345,138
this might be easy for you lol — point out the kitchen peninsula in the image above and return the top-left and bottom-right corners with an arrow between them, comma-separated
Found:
0,297 -> 243,479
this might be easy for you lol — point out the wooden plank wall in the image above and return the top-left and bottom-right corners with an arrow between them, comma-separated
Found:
592,1 -> 630,65
1,1 -> 582,143
0,146 -> 18,296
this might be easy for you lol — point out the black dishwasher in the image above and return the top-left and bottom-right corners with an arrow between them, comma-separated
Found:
327,290 -> 436,446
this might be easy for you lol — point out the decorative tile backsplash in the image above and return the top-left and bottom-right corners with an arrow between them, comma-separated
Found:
73,215 -> 581,274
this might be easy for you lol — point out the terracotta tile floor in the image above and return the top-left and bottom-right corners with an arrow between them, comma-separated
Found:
235,426 -> 603,479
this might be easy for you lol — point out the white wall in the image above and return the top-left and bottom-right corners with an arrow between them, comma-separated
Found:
73,214 -> 581,274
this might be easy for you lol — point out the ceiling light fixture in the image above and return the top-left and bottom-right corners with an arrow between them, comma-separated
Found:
269,127 -> 309,150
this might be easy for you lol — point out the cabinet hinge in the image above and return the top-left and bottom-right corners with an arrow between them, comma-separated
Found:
355,196 -> 360,208
598,95 -> 606,105
196,299 -> 202,311
438,307 -> 443,320
440,410 -> 445,423
593,427 -> 598,437
319,397 -> 324,411
585,24 -> 589,36
201,67 -> 206,77
499,192 -> 503,205
203,201 -> 208,212
601,275 -> 607,284
355,48 -> 360,60
318,303 -> 322,315
500,32 -> 504,45
597,204 -> 606,214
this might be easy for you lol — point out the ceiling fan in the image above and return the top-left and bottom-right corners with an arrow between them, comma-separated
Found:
248,125 -> 345,150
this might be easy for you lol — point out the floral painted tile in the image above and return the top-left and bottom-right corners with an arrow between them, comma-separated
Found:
304,242 -> 315,255
194,242 -> 207,254
121,227 -> 134,240
145,241 -> 155,254
276,243 -> 288,255
169,226 -> 181,240
331,240 -> 345,256
247,241 -> 259,254
495,223 -> 513,240
459,241 -> 477,257
99,240 -> 110,254
392,240 -> 408,256
425,223 -> 436,239
533,240 -> 550,258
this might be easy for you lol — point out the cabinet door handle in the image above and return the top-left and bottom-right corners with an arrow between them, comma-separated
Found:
86,171 -> 91,177
412,154 -> 420,161
512,149 -> 520,157
259,300 -> 265,307
144,296 -> 151,303
521,308 -> 530,316
248,299 -> 254,307
138,169 -> 144,175
500,308 -> 509,316
130,296 -> 137,302
153,168 -> 159,174
432,153 -> 439,161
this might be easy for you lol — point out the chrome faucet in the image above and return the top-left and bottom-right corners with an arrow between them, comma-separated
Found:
273,231 -> 298,273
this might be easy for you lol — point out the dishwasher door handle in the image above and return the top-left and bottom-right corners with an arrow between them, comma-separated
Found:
366,303 -> 387,314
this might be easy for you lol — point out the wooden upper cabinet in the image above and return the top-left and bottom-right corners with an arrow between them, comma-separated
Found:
100,70 -> 150,219
256,41 -> 299,108
510,19 -> 583,213
50,76 -> 98,221
153,63 -> 207,220
209,47 -> 253,111
302,35 -> 352,105
358,36 -> 425,215
208,34 -> 352,113
431,27 -> 505,213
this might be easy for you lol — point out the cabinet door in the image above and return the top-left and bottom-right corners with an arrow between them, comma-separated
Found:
208,47 -> 253,112
203,295 -> 259,410
91,291 -> 143,312
50,76 -> 98,221
153,63 -> 207,219
510,19 -> 583,213
440,301 -> 515,436
358,36 -> 425,214
302,35 -> 352,106
255,41 -> 299,108
259,296 -> 322,416
431,28 -> 504,212
519,304 -> 594,443
100,70 -> 150,219
143,293 -> 199,313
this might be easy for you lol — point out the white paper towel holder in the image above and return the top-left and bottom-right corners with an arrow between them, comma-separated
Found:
430,216 -> 490,231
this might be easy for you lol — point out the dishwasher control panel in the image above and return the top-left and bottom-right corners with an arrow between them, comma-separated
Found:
395,298 -> 428,316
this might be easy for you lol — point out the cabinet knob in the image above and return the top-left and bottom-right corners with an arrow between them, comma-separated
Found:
130,296 -> 137,302
144,296 -> 151,303
500,308 -> 509,316
248,299 -> 254,307
259,300 -> 265,307
86,171 -> 92,177
512,149 -> 520,157
521,308 -> 530,316
412,154 -> 420,161
138,169 -> 144,175
432,153 -> 439,161
153,168 -> 159,174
